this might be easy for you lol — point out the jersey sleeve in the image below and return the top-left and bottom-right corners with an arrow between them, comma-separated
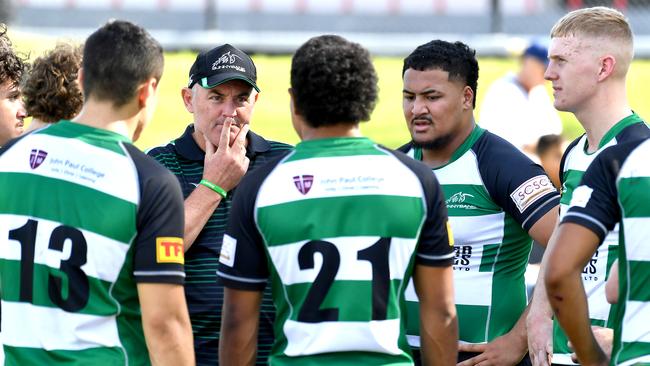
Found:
125,144 -> 186,284
476,132 -> 560,231
386,148 -> 454,267
217,160 -> 278,291
561,142 -> 635,242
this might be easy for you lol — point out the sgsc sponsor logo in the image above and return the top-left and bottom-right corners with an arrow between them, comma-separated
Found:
510,175 -> 555,213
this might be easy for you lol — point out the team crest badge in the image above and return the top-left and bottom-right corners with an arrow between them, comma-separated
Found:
293,175 -> 314,195
29,149 -> 48,169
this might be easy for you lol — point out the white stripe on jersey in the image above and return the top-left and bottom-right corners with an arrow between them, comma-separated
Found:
0,134 -> 139,205
622,218 -> 650,261
283,318 -> 402,356
1,301 -> 121,350
0,214 -> 130,283
255,154 -> 425,208
267,236 -> 417,285
621,301 -> 650,344
432,151 -> 483,186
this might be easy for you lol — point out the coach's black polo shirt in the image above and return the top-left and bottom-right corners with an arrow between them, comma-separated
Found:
147,124 -> 292,366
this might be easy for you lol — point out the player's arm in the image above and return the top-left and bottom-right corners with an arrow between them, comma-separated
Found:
463,145 -> 560,366
220,288 -> 262,366
139,283 -> 194,366
414,264 -> 457,366
183,118 -> 250,250
217,159 -> 274,365
128,145 -> 196,365
545,143 -> 629,366
545,223 -> 606,366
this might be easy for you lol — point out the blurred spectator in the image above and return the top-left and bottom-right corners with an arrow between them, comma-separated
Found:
22,43 -> 83,132
536,134 -> 565,190
479,43 -> 562,160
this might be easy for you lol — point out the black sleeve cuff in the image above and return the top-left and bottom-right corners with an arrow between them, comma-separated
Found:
217,271 -> 267,291
415,253 -> 454,267
561,212 -> 607,243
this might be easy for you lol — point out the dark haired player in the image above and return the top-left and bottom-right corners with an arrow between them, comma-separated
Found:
0,20 -> 194,365
218,35 -> 458,365
398,40 -> 559,366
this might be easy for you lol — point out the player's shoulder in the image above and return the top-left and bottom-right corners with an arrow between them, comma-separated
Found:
124,143 -> 178,183
472,129 -> 534,168
616,120 -> 650,143
376,144 -> 438,187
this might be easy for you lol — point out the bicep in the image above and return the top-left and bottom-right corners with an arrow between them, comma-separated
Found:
546,223 -> 601,279
413,265 -> 454,309
528,205 -> 560,247
138,283 -> 189,325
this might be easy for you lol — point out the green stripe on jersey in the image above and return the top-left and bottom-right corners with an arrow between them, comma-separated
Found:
4,345 -> 127,365
285,137 -> 386,163
0,259 -> 117,315
560,169 -> 584,206
35,120 -> 130,156
443,184 -> 501,217
257,195 -> 424,246
628,261 -> 650,302
285,279 -> 403,321
0,173 -> 136,243
619,177 -> 650,217
456,304 -> 489,343
618,342 -> 650,365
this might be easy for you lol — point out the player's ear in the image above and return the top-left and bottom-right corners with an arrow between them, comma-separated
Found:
462,85 -> 474,110
77,67 -> 84,88
181,86 -> 195,113
597,54 -> 616,82
137,77 -> 158,109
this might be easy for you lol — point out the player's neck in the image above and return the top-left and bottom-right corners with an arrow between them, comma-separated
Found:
421,118 -> 475,169
299,122 -> 362,141
575,89 -> 631,153
73,99 -> 141,141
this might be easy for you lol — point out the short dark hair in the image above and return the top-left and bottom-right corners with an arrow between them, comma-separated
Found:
536,134 -> 564,157
0,24 -> 27,90
82,20 -> 163,107
290,35 -> 378,128
402,40 -> 479,108
22,43 -> 83,123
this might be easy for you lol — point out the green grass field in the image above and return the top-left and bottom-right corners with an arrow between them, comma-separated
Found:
12,33 -> 650,150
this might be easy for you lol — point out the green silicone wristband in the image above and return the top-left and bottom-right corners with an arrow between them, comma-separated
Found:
199,179 -> 227,198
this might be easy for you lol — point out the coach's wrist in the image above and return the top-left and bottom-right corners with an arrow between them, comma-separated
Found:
199,179 -> 227,198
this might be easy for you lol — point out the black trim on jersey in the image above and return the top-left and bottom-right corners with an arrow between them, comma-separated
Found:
0,129 -> 37,156
473,131 -> 560,232
218,152 -> 291,291
123,143 -> 186,285
559,135 -> 583,188
381,147 -> 454,267
562,139 -> 647,243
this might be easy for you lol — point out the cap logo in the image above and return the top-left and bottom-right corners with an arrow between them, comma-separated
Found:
212,51 -> 245,72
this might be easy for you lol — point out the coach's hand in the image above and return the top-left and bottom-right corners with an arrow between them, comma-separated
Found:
526,312 -> 553,366
457,330 -> 527,366
203,117 -> 250,192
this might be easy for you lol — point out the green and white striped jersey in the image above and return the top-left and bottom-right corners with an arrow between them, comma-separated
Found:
553,114 -> 650,364
217,137 -> 453,365
563,137 -> 650,366
400,126 -> 559,346
0,121 -> 186,365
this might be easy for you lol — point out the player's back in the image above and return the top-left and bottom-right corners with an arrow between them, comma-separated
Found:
0,121 -> 157,365
220,136 -> 452,365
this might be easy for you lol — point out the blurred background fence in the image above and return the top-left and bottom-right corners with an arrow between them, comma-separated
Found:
4,0 -> 650,56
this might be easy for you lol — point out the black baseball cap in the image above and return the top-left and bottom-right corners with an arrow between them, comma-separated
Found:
187,44 -> 260,92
